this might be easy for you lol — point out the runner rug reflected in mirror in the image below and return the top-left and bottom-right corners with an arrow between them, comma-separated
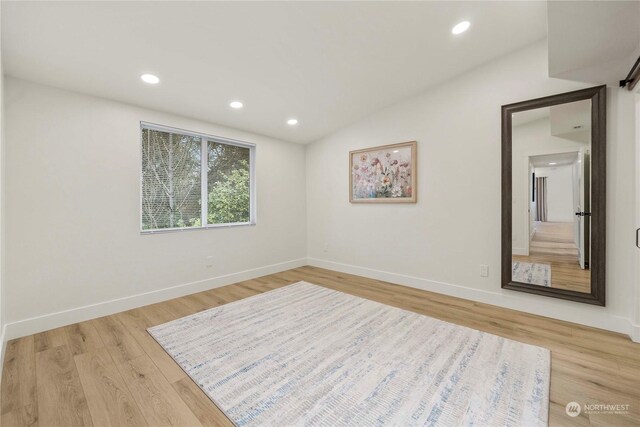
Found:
148,282 -> 550,426
512,261 -> 552,287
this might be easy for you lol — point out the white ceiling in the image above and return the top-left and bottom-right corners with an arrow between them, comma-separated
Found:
548,1 -> 640,85
2,1 -> 547,144
550,99 -> 591,138
531,152 -> 579,168
513,99 -> 591,144
512,107 -> 550,127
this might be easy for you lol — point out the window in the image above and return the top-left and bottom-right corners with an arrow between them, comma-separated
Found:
141,123 -> 255,232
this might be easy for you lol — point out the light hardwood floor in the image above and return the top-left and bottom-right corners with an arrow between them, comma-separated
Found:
514,221 -> 591,293
2,266 -> 638,426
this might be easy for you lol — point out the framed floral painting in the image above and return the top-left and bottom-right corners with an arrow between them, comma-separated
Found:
349,141 -> 417,203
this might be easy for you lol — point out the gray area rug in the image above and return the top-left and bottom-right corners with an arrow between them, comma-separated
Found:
149,282 -> 550,426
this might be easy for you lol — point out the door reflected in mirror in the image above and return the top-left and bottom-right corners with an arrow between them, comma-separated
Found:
511,99 -> 591,293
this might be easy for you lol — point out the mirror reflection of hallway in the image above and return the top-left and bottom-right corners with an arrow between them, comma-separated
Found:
511,99 -> 591,294
513,221 -> 590,293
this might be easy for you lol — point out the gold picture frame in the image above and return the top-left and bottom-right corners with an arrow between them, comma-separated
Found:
349,141 -> 417,203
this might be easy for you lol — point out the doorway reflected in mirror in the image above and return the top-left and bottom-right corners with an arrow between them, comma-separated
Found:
511,99 -> 591,294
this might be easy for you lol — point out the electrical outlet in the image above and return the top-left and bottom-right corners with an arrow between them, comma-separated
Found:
206,256 -> 214,268
480,265 -> 489,277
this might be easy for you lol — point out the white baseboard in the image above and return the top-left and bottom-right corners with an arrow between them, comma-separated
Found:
5,257 -> 638,344
631,321 -> 640,343
512,248 -> 528,256
0,324 -> 7,386
4,258 -> 307,341
307,257 -> 638,342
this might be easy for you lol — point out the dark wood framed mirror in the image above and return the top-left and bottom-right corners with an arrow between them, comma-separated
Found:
501,86 -> 606,305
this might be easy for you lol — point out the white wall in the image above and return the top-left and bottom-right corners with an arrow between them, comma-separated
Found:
0,5 -> 5,358
4,78 -> 307,337
306,40 -> 638,338
3,40 -> 638,342
535,165 -> 574,223
635,92 -> 640,342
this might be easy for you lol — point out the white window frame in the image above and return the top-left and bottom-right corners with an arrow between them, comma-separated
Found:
140,122 -> 256,234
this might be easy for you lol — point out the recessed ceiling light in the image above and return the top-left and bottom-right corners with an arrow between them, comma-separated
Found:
140,74 -> 160,84
287,118 -> 298,126
549,162 -> 557,165
230,101 -> 243,109
393,150 -> 399,153
452,21 -> 470,35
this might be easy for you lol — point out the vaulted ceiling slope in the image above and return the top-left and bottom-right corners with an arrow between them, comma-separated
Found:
2,1 -> 546,143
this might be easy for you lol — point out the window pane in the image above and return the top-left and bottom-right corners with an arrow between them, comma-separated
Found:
141,128 -> 202,230
207,142 -> 251,224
